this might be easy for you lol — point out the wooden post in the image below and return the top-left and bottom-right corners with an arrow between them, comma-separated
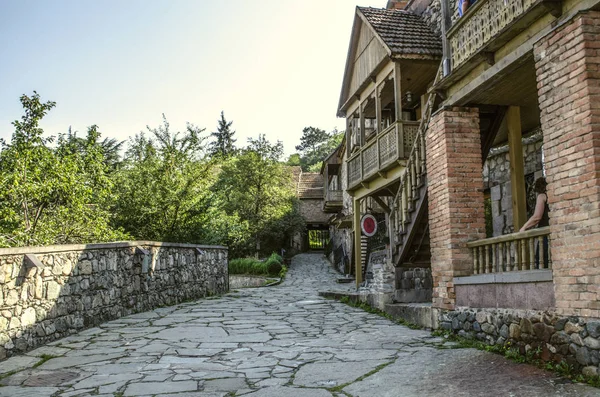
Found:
354,198 -> 363,288
346,118 -> 351,158
507,106 -> 527,231
394,62 -> 404,157
359,101 -> 365,147
376,83 -> 382,134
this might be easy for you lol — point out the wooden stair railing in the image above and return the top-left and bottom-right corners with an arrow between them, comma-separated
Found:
389,63 -> 443,267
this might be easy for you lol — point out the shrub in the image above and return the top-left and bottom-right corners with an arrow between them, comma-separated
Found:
265,258 -> 283,276
268,252 -> 283,264
228,258 -> 267,275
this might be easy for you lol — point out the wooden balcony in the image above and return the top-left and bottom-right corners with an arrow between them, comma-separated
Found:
347,121 -> 419,190
445,0 -> 561,80
466,227 -> 551,274
323,189 -> 343,213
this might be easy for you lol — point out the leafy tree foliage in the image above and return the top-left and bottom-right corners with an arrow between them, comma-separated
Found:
0,92 -> 127,246
215,135 -> 304,257
208,111 -> 237,158
63,127 -> 124,171
294,127 -> 343,171
113,115 -> 215,242
0,93 -> 306,257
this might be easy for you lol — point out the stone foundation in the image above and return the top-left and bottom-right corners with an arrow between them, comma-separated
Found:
0,241 -> 228,360
395,267 -> 432,303
441,308 -> 600,376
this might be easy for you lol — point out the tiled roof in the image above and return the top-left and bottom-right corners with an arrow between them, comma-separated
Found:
297,173 -> 324,199
358,7 -> 442,58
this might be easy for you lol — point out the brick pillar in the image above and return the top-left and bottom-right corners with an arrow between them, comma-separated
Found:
426,107 -> 486,310
534,11 -> 600,318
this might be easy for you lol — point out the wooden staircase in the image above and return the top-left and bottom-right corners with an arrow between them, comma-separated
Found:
388,70 -> 506,268
389,65 -> 442,268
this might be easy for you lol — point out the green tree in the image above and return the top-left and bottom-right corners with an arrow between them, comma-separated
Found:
0,92 -> 126,246
208,111 -> 237,158
215,135 -> 304,257
113,115 -> 215,242
62,127 -> 125,171
295,127 -> 343,171
286,153 -> 301,167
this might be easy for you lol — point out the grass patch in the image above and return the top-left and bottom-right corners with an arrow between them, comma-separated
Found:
32,354 -> 58,368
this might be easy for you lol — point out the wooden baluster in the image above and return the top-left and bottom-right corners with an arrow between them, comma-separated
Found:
481,245 -> 489,273
498,242 -> 504,272
414,141 -> 422,186
473,247 -> 479,274
519,239 -> 526,271
511,240 -> 518,272
479,245 -> 485,273
491,243 -> 497,273
528,237 -> 535,270
420,132 -> 426,174
538,236 -> 545,269
410,161 -> 417,202
402,182 -> 409,224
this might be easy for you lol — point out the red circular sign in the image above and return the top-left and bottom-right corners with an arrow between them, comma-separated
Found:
361,214 -> 377,237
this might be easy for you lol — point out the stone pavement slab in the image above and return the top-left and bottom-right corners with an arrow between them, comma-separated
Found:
0,253 -> 598,396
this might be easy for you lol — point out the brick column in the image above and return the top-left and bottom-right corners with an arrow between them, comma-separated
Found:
534,11 -> 600,318
426,107 -> 486,310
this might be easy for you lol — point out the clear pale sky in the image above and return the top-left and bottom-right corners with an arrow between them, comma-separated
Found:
0,0 -> 384,158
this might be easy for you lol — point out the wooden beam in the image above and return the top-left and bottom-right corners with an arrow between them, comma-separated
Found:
507,106 -> 527,231
372,196 -> 391,214
376,82 -> 382,134
541,0 -> 562,18
354,198 -> 363,287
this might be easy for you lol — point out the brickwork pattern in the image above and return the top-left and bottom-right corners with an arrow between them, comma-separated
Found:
534,11 -> 600,318
426,107 -> 486,309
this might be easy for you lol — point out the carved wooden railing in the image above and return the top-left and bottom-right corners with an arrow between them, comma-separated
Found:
447,0 -> 538,69
466,227 -> 551,273
389,66 -> 442,261
325,189 -> 343,202
347,121 -> 420,189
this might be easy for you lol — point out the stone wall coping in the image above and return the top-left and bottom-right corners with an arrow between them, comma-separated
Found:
454,269 -> 552,285
0,241 -> 228,256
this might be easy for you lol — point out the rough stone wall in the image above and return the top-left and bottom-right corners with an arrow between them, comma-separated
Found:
534,11 -> 600,318
421,0 -> 442,37
0,242 -> 228,360
328,155 -> 355,272
328,227 -> 352,274
483,130 -> 544,236
441,308 -> 600,377
427,107 -> 486,310
395,268 -> 433,303
299,199 -> 330,224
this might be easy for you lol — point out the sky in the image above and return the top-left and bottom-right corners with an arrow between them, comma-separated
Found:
0,0 -> 385,158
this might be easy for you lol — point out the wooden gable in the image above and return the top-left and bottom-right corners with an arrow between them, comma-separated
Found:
338,12 -> 390,116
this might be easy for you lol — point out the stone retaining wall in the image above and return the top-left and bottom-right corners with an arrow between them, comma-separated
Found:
395,267 -> 432,303
441,308 -> 600,376
0,241 -> 228,360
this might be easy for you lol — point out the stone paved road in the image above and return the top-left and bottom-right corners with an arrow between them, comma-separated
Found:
0,253 -> 598,397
